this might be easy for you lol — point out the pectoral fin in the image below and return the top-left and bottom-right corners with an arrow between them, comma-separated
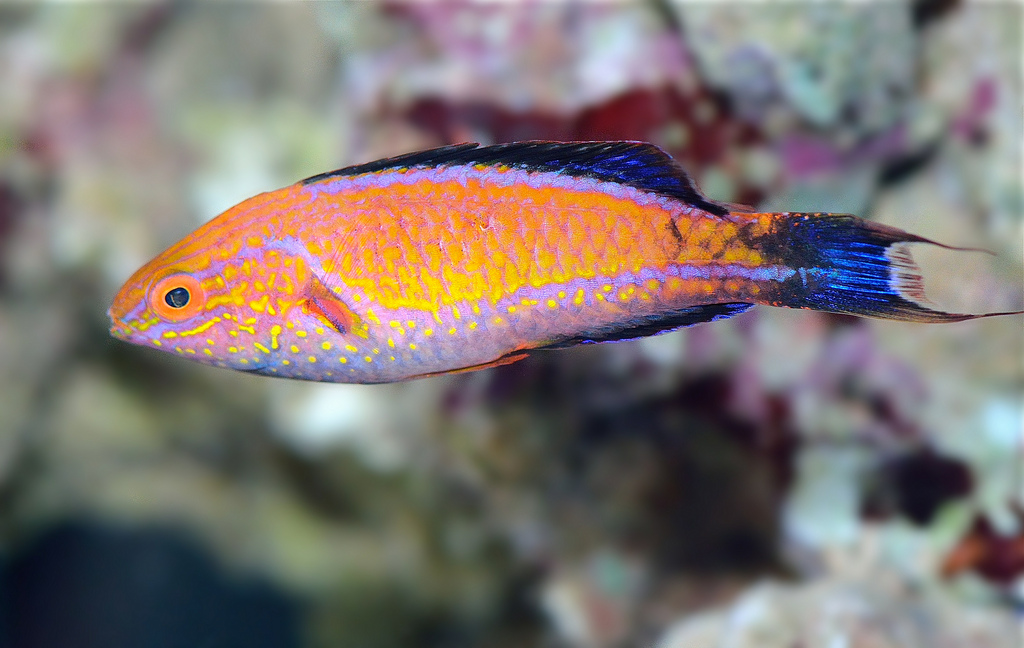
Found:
303,275 -> 367,338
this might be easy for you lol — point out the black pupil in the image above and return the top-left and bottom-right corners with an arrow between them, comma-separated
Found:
164,287 -> 190,309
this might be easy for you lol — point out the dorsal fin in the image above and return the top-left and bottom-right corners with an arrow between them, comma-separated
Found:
539,302 -> 754,349
301,141 -> 729,216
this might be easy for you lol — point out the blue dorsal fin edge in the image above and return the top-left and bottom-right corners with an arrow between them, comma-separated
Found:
539,302 -> 754,349
301,141 -> 730,216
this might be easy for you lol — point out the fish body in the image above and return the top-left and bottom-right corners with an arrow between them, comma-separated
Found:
108,142 -> 1011,383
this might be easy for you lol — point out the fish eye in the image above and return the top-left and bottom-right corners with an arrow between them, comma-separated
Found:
164,286 -> 190,309
150,273 -> 205,322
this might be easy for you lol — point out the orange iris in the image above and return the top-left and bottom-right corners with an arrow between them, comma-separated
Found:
150,273 -> 205,322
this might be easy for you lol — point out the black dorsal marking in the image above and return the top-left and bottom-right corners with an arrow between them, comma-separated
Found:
539,302 -> 753,349
301,141 -> 729,216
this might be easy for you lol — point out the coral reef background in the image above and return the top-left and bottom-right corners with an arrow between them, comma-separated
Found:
0,3 -> 1021,647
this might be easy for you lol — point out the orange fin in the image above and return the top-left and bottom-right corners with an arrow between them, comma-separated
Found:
410,351 -> 529,380
302,275 -> 366,336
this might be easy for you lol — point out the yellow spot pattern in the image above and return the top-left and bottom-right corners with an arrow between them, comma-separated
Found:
305,177 -> 767,317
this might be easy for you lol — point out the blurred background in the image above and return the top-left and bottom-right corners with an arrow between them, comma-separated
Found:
0,2 -> 1022,647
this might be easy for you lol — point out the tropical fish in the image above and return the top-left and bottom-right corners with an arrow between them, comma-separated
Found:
108,141 -> 1018,383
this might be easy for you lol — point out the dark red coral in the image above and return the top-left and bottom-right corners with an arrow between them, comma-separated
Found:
942,506 -> 1024,585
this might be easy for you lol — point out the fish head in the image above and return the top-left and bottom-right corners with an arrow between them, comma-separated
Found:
107,211 -> 256,372
108,189 -> 383,381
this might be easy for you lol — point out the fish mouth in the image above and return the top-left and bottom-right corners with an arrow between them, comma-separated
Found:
108,321 -> 131,340
107,308 -> 133,340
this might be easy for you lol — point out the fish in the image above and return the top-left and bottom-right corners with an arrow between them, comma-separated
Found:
108,141 -> 1020,383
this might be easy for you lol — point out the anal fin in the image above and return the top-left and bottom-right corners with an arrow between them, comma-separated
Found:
410,351 -> 530,380
541,302 -> 753,349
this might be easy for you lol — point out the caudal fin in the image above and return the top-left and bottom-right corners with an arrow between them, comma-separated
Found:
762,213 -> 1020,323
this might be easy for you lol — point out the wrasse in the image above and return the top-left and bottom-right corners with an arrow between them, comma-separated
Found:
108,142 -> 1018,383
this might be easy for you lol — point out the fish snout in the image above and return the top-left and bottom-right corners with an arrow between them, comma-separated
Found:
108,323 -> 127,340
107,303 -> 130,340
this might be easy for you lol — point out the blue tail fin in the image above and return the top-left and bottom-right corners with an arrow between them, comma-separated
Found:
769,213 -> 1018,323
